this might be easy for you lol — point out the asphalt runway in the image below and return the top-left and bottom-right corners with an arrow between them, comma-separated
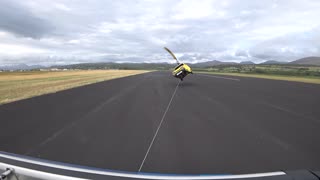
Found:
1,71 -> 320,174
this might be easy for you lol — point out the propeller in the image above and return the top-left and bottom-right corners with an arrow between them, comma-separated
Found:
164,47 -> 180,65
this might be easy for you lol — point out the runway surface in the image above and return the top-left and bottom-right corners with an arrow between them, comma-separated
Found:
1,71 -> 320,174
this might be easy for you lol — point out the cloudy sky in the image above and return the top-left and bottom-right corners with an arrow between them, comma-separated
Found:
0,0 -> 320,65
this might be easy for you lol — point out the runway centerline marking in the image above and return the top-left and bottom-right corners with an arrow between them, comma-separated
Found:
138,81 -> 181,172
197,74 -> 240,81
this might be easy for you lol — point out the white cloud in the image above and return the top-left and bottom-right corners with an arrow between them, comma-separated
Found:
0,44 -> 48,55
0,0 -> 320,65
173,0 -> 219,20
54,3 -> 71,11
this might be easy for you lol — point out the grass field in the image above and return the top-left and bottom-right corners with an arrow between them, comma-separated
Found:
0,70 -> 148,104
197,71 -> 320,84
194,64 -> 320,77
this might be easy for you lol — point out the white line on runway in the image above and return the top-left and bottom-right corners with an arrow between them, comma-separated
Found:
138,81 -> 181,172
197,74 -> 240,81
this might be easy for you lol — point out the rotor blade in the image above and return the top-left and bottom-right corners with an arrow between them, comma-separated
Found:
164,47 -> 180,64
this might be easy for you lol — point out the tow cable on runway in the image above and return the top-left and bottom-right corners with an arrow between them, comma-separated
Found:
138,80 -> 181,172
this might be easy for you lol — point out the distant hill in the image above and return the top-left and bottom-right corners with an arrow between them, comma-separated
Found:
0,64 -> 44,70
290,56 -> 320,65
5,57 -> 320,71
193,60 -> 237,67
52,60 -> 240,70
260,60 -> 286,65
52,62 -> 173,70
240,61 -> 255,65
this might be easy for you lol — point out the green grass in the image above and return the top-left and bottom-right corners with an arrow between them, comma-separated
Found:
194,64 -> 320,77
196,71 -> 320,84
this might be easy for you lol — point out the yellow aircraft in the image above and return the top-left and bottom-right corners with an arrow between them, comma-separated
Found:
164,47 -> 193,81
